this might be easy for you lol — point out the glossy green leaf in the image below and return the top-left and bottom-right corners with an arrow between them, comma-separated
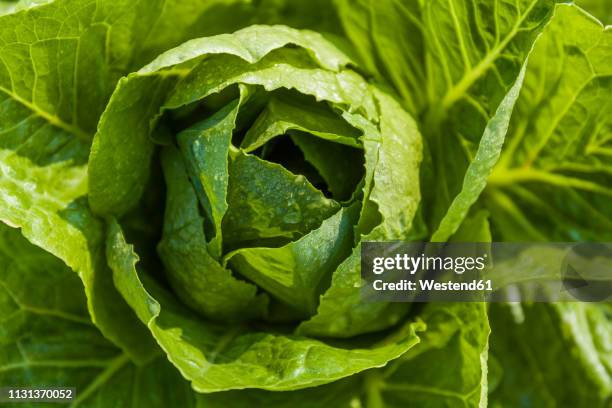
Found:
107,219 -> 425,393
0,223 -> 194,408
486,5 -> 612,241
241,93 -> 362,152
299,88 -> 422,337
222,149 -> 339,249
431,60 -> 528,242
334,0 -> 426,114
200,303 -> 489,408
0,150 -> 157,363
176,99 -> 239,258
88,75 -> 178,216
158,145 -> 267,322
377,303 -> 490,408
141,24 -> 353,75
296,244 -> 410,338
227,203 -> 359,317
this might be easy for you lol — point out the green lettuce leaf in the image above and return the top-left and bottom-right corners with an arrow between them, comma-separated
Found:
196,302 -> 490,408
158,145 -> 267,322
431,60 -> 528,242
0,150 -> 157,363
486,4 -> 612,241
241,93 -> 363,151
222,147 -> 340,249
490,303 -> 612,407
0,222 -> 194,407
226,203 -> 359,317
298,88 -> 422,338
176,95 -> 242,258
88,25 -> 373,217
576,0 -> 611,24
107,218 -> 425,393
334,0 -> 425,114
336,0 -> 561,234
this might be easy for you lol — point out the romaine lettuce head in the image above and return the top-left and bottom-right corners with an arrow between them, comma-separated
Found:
88,25 -> 424,392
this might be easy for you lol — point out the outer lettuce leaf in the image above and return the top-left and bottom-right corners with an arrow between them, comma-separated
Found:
490,303 -> 612,407
131,0 -> 345,70
0,0 -> 209,152
0,0 -> 207,366
486,4 -> 612,241
0,223 -> 194,407
0,150 -> 157,363
421,0 -> 561,234
480,9 -> 612,407
360,212 -> 493,408
373,303 -> 490,408
576,0 -> 611,24
334,0 -> 426,114
431,61 -> 528,242
140,24 -> 353,75
336,0 -> 561,233
195,303 -> 490,408
107,218 -> 425,393
88,74 -> 179,216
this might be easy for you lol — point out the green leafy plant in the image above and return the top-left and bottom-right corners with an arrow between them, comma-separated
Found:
0,0 -> 609,407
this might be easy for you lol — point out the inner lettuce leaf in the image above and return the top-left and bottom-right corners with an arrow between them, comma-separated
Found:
158,145 -> 268,322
